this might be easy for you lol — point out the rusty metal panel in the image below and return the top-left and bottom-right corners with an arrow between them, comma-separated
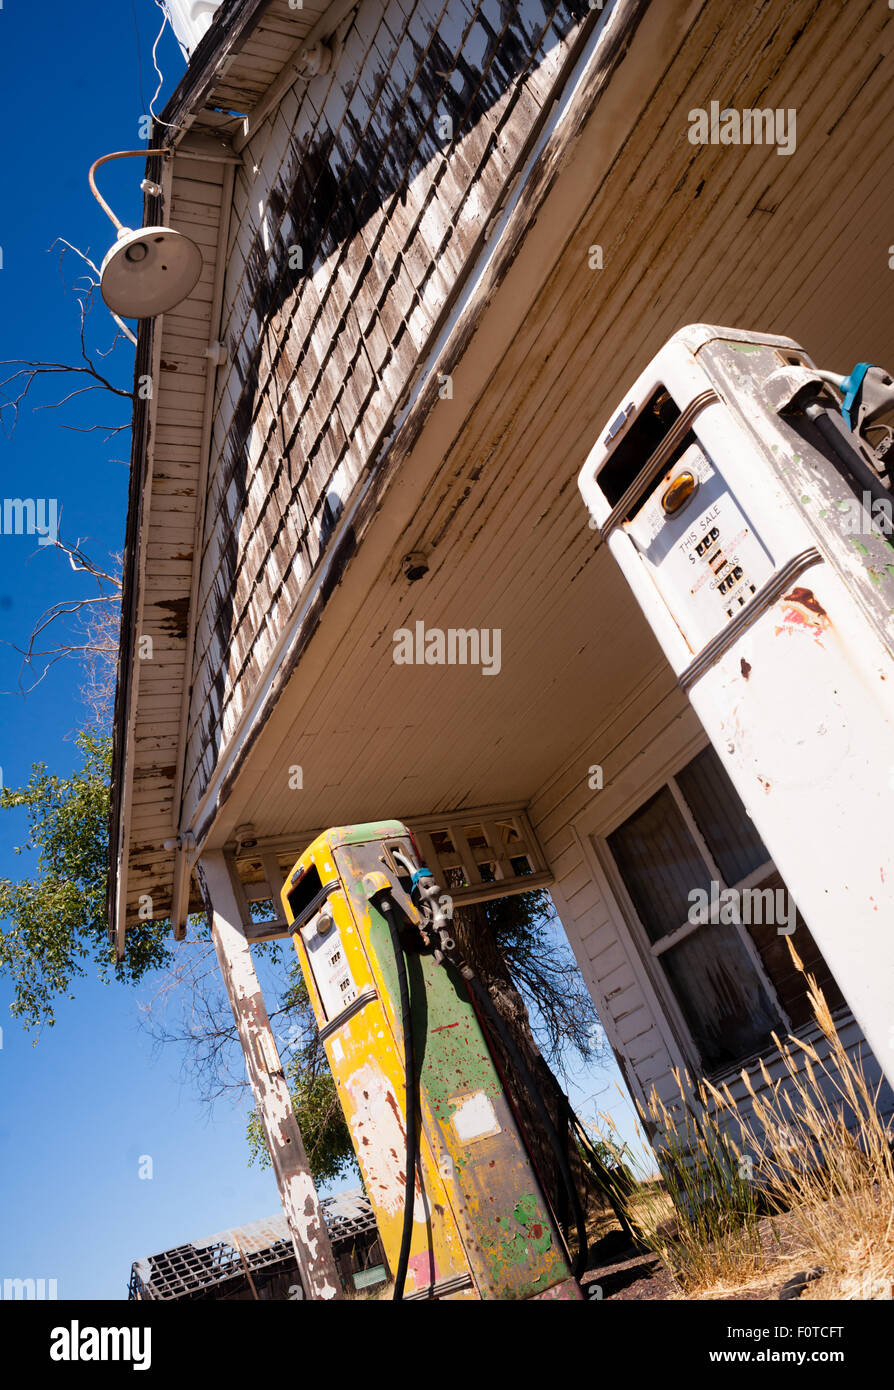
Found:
282,821 -> 577,1299
129,1191 -> 379,1299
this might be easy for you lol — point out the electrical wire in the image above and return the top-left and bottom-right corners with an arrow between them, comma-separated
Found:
402,858 -> 590,1280
567,1108 -> 645,1249
149,0 -> 182,128
400,856 -> 641,1283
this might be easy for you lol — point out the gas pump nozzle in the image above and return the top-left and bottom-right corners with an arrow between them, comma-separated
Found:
392,850 -> 459,965
416,877 -> 457,964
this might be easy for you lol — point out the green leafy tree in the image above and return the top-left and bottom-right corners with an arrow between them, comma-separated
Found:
0,721 -> 610,1229
0,732 -> 169,1031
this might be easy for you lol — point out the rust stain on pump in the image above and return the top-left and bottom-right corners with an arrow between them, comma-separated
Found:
281,821 -> 580,1301
783,587 -> 829,620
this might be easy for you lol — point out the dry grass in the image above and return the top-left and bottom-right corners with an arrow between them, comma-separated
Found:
594,942 -> 894,1300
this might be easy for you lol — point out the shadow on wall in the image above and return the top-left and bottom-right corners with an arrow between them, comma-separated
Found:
190,0 -> 596,778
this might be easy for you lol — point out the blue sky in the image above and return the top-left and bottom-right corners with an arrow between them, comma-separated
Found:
0,0 -> 645,1300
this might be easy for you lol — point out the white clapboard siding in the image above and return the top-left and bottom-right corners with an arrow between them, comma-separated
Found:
531,667 -> 894,1134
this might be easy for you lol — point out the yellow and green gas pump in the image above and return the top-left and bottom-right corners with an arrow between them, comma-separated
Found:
281,820 -> 584,1300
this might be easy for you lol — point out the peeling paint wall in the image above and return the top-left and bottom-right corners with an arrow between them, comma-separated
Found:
181,0 -> 597,823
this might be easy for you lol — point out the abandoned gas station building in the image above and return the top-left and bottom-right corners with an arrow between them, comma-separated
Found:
109,0 -> 894,1292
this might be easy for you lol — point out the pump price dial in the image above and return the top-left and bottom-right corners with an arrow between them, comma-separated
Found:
624,441 -> 774,651
301,906 -> 359,1020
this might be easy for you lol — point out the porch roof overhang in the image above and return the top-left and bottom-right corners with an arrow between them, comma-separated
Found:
110,0 -> 894,955
108,0 -> 364,950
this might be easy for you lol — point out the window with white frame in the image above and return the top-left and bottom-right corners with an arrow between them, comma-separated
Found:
606,742 -> 846,1074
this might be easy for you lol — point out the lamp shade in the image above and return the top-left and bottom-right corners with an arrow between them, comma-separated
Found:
100,225 -> 203,318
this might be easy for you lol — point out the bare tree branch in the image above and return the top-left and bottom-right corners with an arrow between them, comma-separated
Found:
0,360 -> 132,435
138,936 -> 306,1109
0,234 -> 135,717
50,239 -> 138,348
0,245 -> 135,436
0,540 -> 123,708
59,422 -> 131,440
46,536 -> 122,587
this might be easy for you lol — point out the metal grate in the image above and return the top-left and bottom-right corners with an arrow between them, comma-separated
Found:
129,1189 -> 378,1300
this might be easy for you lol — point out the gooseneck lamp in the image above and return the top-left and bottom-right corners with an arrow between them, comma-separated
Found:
89,150 -> 204,319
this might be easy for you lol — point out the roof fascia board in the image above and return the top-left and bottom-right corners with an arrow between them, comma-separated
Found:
109,1 -> 332,948
168,158 -> 238,934
160,0 -> 279,137
107,153 -> 168,951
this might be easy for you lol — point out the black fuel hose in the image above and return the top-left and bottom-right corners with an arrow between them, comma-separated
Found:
464,973 -> 589,1280
804,402 -> 893,513
382,898 -> 417,1301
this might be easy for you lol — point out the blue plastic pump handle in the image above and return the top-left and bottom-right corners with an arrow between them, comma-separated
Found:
839,362 -> 874,431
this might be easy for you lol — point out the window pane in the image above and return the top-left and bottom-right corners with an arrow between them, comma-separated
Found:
741,870 -> 847,1029
661,926 -> 783,1071
607,786 -> 714,943
676,743 -> 768,885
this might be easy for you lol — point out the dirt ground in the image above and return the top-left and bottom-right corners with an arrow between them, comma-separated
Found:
580,1250 -> 801,1301
578,1213 -> 824,1302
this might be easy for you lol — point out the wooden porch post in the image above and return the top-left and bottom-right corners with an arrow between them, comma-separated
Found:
195,849 -> 343,1300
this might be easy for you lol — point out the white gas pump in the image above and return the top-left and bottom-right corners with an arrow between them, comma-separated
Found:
578,324 -> 894,1087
